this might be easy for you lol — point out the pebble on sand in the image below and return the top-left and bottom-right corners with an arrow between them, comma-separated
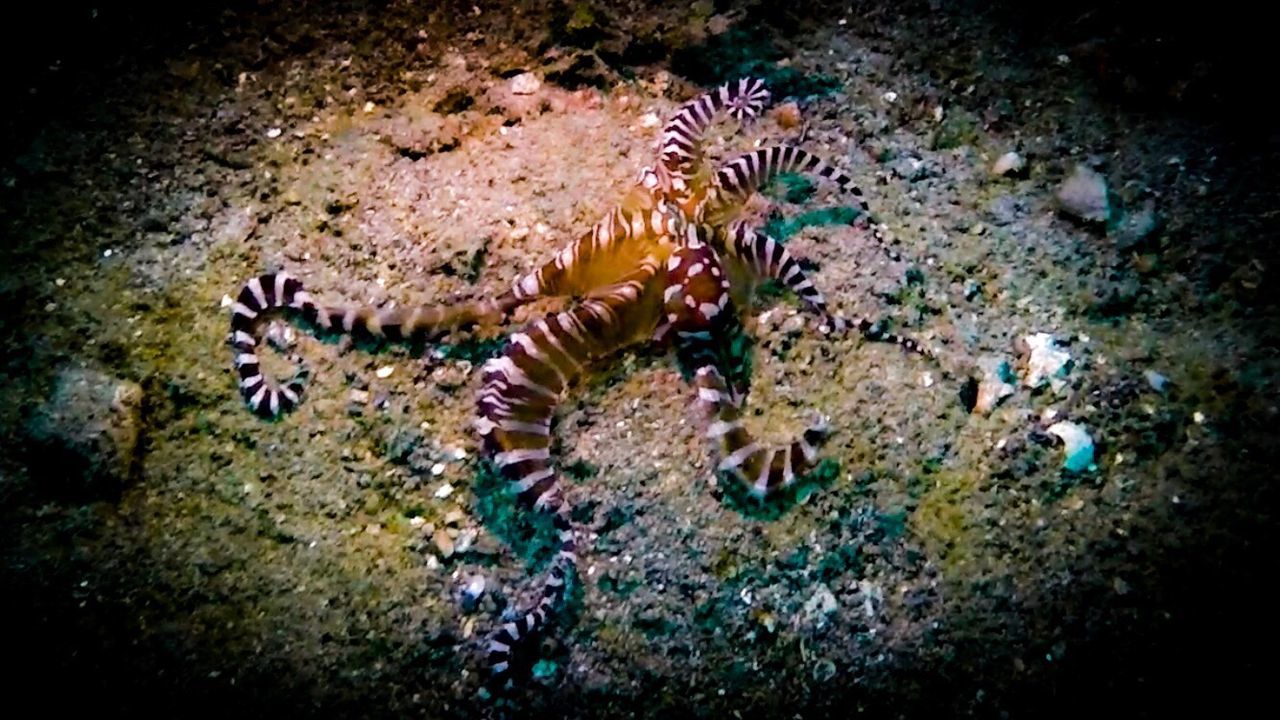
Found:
1055,164 -> 1111,224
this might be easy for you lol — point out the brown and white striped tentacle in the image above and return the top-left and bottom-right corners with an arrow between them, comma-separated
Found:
312,296 -> 513,343
229,272 -> 515,418
506,196 -> 679,306
642,77 -> 771,203
720,222 -> 848,333
719,223 -> 934,357
702,144 -> 910,262
693,365 -> 830,499
477,256 -> 663,679
700,145 -> 870,222
228,273 -> 314,418
484,504 -> 577,679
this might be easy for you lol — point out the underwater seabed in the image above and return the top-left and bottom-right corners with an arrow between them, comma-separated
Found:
1,1 -> 1273,718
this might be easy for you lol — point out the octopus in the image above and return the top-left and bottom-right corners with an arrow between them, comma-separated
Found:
225,76 -> 931,684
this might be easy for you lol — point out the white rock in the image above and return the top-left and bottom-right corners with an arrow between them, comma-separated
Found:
803,584 -> 838,627
991,151 -> 1025,177
434,481 -> 454,497
510,72 -> 541,95
1144,369 -> 1169,393
375,366 -> 394,378
1022,333 -> 1073,394
1056,164 -> 1110,224
1046,420 -> 1095,472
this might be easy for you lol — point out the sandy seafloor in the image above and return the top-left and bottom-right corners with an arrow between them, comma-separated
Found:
1,1 -> 1275,718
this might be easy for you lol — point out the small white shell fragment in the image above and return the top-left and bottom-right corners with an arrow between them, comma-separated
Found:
430,463 -> 446,477
454,528 -> 477,554
881,91 -> 898,103
375,366 -> 394,379
1022,333 -> 1073,393
991,151 -> 1026,176
434,482 -> 455,498
266,127 -> 282,138
463,574 -> 486,601
1047,420 -> 1095,472
1144,369 -> 1169,393
363,101 -> 375,113
921,372 -> 934,388
221,294 -> 233,308
641,112 -> 661,128
1193,411 -> 1205,424
451,447 -> 467,460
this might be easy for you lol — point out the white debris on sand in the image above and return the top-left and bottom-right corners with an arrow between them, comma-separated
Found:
1021,333 -> 1073,394
510,72 -> 542,95
1046,420 -> 1095,472
991,151 -> 1026,177
803,584 -> 838,628
1056,164 -> 1111,224
973,356 -> 1017,415
1144,369 -> 1170,393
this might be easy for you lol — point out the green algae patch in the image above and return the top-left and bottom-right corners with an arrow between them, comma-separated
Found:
470,458 -> 561,568
909,471 -> 982,573
764,172 -> 817,205
762,206 -> 865,244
